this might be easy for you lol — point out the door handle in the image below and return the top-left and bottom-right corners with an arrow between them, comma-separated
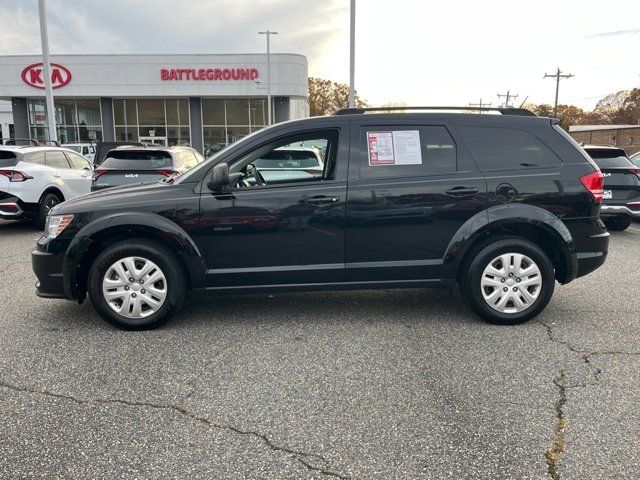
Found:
54,173 -> 62,178
304,195 -> 340,205
445,186 -> 480,196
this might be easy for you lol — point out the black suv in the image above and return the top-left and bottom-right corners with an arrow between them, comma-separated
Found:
32,107 -> 609,330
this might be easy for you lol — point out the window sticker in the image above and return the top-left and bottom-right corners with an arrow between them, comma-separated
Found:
367,130 -> 422,166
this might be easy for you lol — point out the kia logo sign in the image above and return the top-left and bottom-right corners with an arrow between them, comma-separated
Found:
20,63 -> 72,89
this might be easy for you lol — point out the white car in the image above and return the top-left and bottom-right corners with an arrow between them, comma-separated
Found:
62,143 -> 96,163
0,145 -> 93,228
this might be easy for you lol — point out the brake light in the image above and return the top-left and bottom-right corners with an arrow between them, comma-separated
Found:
92,170 -> 108,181
156,169 -> 179,177
0,170 -> 32,182
629,167 -> 639,176
580,170 -> 604,202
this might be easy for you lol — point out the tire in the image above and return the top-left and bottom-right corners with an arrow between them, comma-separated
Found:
461,237 -> 555,325
603,216 -> 632,231
87,239 -> 187,330
33,192 -> 62,230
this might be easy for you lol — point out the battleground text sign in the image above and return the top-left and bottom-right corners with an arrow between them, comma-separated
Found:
160,68 -> 259,81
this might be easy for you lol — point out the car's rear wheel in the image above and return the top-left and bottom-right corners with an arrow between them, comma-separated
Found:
33,192 -> 61,230
603,216 -> 632,231
88,239 -> 187,330
462,237 -> 555,325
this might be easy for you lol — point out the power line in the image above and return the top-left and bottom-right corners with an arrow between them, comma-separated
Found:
469,98 -> 492,114
544,67 -> 574,116
497,90 -> 518,108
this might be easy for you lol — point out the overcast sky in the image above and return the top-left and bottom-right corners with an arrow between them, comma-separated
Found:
1,0 -> 638,110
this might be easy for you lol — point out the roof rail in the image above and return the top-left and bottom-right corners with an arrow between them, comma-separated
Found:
0,137 -> 39,146
334,106 -> 536,117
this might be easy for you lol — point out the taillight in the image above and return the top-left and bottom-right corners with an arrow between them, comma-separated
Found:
0,170 -> 32,182
629,167 -> 639,176
156,169 -> 179,177
580,170 -> 604,202
92,170 -> 108,181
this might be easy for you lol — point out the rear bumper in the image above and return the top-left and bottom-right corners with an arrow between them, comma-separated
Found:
564,218 -> 609,281
0,193 -> 33,219
32,247 -> 69,299
600,203 -> 640,218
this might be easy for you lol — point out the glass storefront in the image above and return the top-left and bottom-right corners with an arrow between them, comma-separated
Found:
28,98 -> 102,143
113,98 -> 190,147
202,97 -> 268,156
25,96 -> 272,152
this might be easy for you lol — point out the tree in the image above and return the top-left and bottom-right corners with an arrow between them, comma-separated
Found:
594,90 -> 630,124
554,105 -> 586,131
308,77 -> 369,116
524,103 -> 553,117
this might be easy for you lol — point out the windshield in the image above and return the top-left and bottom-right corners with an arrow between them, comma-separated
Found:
0,150 -> 17,168
102,150 -> 173,169
584,149 -> 634,169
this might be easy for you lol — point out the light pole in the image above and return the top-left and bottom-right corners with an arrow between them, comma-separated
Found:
258,30 -> 278,125
348,0 -> 355,108
38,0 -> 57,143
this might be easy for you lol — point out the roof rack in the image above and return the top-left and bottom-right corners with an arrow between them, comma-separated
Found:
0,138 -> 61,147
334,106 -> 536,117
0,138 -> 39,146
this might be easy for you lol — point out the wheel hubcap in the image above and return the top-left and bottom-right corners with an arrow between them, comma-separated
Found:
102,256 -> 167,319
480,253 -> 542,314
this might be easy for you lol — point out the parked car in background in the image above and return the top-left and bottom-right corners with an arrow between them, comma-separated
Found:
253,146 -> 325,183
33,107 -> 609,330
0,145 -> 92,228
91,145 -> 204,191
583,145 -> 640,230
62,143 -> 96,163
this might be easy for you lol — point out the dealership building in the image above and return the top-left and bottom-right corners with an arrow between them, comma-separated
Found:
0,53 -> 309,153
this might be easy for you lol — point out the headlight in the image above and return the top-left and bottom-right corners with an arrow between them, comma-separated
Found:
46,214 -> 74,238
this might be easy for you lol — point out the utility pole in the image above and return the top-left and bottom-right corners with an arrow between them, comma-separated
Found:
348,0 -> 356,108
497,90 -> 518,108
469,98 -> 492,114
38,0 -> 57,143
258,30 -> 278,125
544,67 -> 574,117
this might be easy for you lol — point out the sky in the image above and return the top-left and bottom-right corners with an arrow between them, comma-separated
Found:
0,0 -> 638,110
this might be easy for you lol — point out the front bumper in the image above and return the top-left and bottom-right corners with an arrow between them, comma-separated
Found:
600,203 -> 640,218
32,247 -> 69,299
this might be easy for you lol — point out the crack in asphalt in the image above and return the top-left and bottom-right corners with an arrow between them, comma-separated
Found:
0,380 -> 352,480
539,320 -> 640,479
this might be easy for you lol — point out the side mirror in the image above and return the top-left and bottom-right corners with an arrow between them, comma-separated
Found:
207,163 -> 230,192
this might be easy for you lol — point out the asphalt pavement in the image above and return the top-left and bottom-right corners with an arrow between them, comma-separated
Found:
0,219 -> 638,479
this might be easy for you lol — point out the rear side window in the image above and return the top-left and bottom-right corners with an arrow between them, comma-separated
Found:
0,150 -> 17,168
46,151 -> 71,169
26,151 -> 46,165
102,150 -> 172,169
359,126 -> 456,179
459,126 -> 561,171
65,151 -> 91,170
584,149 -> 634,169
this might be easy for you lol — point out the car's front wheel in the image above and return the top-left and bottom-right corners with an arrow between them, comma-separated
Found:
88,239 -> 187,330
462,237 -> 555,325
603,216 -> 632,231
